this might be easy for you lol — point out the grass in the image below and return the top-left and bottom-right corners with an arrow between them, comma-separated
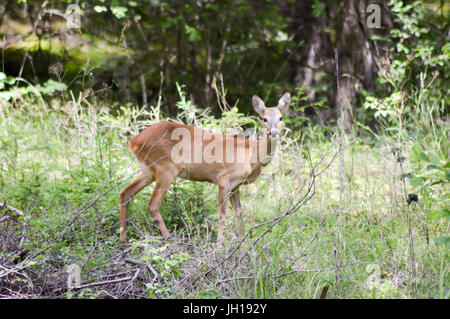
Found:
0,89 -> 448,299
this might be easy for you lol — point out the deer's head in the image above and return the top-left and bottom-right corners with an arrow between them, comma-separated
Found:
252,93 -> 290,140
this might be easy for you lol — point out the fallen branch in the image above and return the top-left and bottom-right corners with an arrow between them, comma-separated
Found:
124,257 -> 160,283
75,274 -> 135,289
0,215 -> 12,223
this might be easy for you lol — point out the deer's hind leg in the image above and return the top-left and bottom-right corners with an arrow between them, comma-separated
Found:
146,167 -> 178,238
119,172 -> 154,241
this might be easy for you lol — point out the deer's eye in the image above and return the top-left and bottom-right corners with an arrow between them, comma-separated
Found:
279,117 -> 283,121
263,118 -> 267,122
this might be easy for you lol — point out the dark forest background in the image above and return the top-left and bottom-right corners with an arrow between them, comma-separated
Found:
1,0 -> 447,123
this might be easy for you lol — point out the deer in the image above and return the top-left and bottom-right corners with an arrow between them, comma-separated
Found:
119,92 -> 290,246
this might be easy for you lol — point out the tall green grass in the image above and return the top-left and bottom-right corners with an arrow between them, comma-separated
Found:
0,84 -> 448,298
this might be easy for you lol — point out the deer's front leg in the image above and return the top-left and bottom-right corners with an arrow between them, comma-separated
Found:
216,165 -> 251,246
230,187 -> 244,236
217,185 -> 230,247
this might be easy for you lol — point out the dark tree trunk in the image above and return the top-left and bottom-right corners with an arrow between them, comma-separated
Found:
291,0 -> 331,101
333,0 -> 364,127
291,0 -> 383,126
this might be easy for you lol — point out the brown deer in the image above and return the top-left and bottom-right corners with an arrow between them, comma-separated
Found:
119,93 -> 290,245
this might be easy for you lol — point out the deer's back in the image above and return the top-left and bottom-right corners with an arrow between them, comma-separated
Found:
129,121 -> 255,184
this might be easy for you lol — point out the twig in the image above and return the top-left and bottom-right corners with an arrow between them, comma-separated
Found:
1,204 -> 29,248
395,94 -> 417,298
140,74 -> 147,107
121,268 -> 143,293
5,205 -> 27,218
0,263 -> 34,288
205,142 -> 344,281
76,276 -> 134,289
397,149 -> 417,298
212,155 -> 329,288
124,257 -> 160,282
334,47 -> 344,294
0,215 -> 12,223
333,245 -> 340,294
278,220 -> 327,277
103,246 -> 133,264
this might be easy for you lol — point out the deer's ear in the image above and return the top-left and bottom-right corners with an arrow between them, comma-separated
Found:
277,93 -> 291,113
252,95 -> 265,115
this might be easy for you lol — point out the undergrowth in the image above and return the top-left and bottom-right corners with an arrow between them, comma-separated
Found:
0,81 -> 448,298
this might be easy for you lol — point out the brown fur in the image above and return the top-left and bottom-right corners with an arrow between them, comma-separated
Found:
119,93 -> 290,246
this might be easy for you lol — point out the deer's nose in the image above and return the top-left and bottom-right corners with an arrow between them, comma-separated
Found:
269,128 -> 278,139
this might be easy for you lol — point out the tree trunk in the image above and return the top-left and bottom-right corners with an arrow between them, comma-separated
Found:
291,0 -> 381,126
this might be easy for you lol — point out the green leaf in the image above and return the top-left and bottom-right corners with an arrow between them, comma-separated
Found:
426,164 -> 443,171
418,151 -> 430,162
312,0 -> 325,18
205,3 -> 219,10
410,177 -> 424,187
439,208 -> 450,220
5,76 -> 16,85
444,161 -> 450,169
429,154 -> 441,165
185,26 -> 202,42
94,5 -> 107,13
428,210 -> 441,221
434,236 -> 450,245
429,180 -> 444,186
111,6 -> 128,19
